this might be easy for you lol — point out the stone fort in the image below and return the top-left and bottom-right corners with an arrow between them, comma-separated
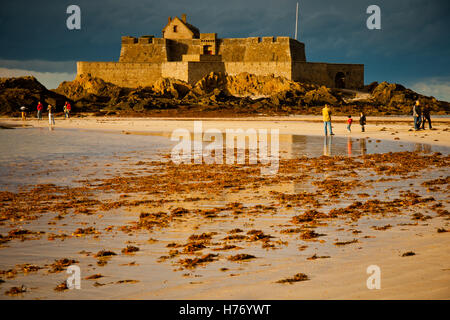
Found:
77,14 -> 364,89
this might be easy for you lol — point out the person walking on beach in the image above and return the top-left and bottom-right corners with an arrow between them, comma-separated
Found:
47,104 -> 55,126
64,101 -> 71,119
359,112 -> 366,132
347,115 -> 353,132
421,104 -> 432,129
20,106 -> 27,121
322,104 -> 334,136
37,101 -> 43,120
413,100 -> 422,131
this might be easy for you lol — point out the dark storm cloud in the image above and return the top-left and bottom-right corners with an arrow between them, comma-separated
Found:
0,0 -> 449,96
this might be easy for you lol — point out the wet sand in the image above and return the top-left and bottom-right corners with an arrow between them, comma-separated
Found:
0,117 -> 449,300
1,115 -> 450,147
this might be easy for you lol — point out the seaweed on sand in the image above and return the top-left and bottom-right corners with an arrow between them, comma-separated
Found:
48,258 -> 78,273
5,285 -> 26,296
334,239 -> 359,246
122,245 -> 140,254
227,254 -> 256,261
276,273 -> 309,284
178,253 -> 219,269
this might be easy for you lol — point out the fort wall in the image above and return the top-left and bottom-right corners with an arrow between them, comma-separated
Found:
77,61 -> 162,88
187,62 -> 226,84
161,62 -> 189,83
292,62 -> 364,89
224,62 -> 292,79
77,61 -> 364,89
118,36 -> 306,63
119,37 -> 169,62
217,37 -> 305,62
78,32 -> 363,89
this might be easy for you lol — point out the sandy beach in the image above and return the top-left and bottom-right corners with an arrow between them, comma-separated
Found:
0,116 -> 449,300
2,115 -> 449,147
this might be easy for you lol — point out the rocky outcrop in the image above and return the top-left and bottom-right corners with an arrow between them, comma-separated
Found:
303,86 -> 338,105
0,76 -> 68,115
191,72 -> 310,97
151,78 -> 192,99
54,73 -> 124,101
353,81 -> 446,114
1,74 -> 448,117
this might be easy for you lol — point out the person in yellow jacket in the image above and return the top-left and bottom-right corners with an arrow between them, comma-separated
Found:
322,104 -> 334,136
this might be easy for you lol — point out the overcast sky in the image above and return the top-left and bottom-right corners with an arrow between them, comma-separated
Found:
0,0 -> 448,101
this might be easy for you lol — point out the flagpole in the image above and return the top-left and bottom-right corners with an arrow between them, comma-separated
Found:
295,2 -> 298,40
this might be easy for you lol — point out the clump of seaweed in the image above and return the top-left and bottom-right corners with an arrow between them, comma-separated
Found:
95,250 -> 117,258
247,230 -> 273,241
171,207 -> 189,217
5,285 -> 26,296
280,228 -> 304,234
72,227 -> 99,236
223,234 -> 247,241
17,264 -> 41,273
138,212 -> 170,230
48,258 -> 78,273
183,242 -> 206,254
372,224 -> 392,231
227,228 -> 243,234
291,210 -> 328,224
227,254 -> 256,261
95,250 -> 117,266
334,239 -> 358,246
411,213 -> 432,221
300,230 -> 326,240
307,254 -> 330,260
213,244 -> 241,251
276,273 -> 309,284
188,232 -> 215,241
121,245 -> 140,254
54,281 -> 69,291
178,253 -> 218,269
85,274 -> 103,280
116,279 -> 139,284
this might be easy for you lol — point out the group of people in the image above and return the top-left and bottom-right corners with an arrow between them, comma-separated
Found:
412,100 -> 432,130
34,101 -> 72,125
322,99 -> 432,136
321,104 -> 366,136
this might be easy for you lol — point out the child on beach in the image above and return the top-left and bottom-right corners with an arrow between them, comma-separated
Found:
20,106 -> 27,121
37,101 -> 43,120
64,101 -> 71,119
347,115 -> 353,132
48,104 -> 55,125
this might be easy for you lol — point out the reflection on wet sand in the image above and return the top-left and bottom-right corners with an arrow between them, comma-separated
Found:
323,136 -> 332,156
120,131 -> 446,159
359,138 -> 367,156
287,135 -> 443,158
347,137 -> 352,157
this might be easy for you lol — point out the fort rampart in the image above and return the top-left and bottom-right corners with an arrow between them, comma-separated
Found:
77,15 -> 364,89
